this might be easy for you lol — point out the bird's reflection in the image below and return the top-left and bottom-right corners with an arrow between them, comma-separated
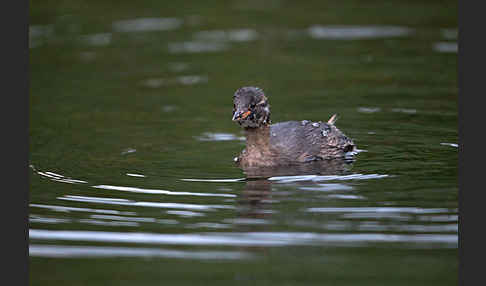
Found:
234,159 -> 354,256
241,159 -> 354,179
236,159 -> 354,227
237,179 -> 272,222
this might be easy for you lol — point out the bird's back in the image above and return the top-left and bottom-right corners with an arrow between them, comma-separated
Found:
269,120 -> 355,162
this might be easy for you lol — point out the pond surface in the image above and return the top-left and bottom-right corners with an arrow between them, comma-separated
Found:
29,1 -> 457,285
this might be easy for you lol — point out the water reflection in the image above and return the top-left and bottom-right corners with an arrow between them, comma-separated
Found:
29,229 -> 457,248
241,159 -> 354,179
440,142 -> 458,148
167,62 -> 190,72
112,17 -> 182,32
357,107 -> 381,113
168,41 -> 228,54
193,29 -> 258,42
29,156 -> 456,254
236,179 -> 274,226
307,25 -> 412,40
79,33 -> 112,47
166,210 -> 205,217
29,24 -> 53,48
306,207 -> 456,214
195,132 -> 245,142
29,0 -> 457,281
299,184 -> 354,192
30,165 -> 88,184
30,244 -> 253,260
121,148 -> 137,155
92,184 -> 236,197
233,158 -> 456,247
391,108 -> 417,114
30,203 -> 136,216
140,75 -> 208,88
58,195 -> 235,211
433,42 -> 458,53
126,173 -> 146,178
440,28 -> 457,40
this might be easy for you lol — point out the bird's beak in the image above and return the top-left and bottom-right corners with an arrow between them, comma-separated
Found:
232,111 -> 240,121
232,110 -> 251,121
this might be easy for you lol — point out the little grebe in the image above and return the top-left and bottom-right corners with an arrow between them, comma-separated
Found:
232,86 -> 356,167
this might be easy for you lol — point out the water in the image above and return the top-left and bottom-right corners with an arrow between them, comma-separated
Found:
29,1 -> 457,285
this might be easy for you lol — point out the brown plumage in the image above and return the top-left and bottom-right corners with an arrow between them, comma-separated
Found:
232,87 -> 356,167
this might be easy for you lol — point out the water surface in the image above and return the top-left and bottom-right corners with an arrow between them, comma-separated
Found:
30,1 -> 457,285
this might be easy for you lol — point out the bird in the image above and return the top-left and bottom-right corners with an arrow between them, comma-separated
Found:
231,86 -> 356,167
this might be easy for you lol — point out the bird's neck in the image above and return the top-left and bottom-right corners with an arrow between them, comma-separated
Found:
244,125 -> 271,153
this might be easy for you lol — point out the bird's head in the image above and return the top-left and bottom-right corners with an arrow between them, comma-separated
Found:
232,86 -> 271,128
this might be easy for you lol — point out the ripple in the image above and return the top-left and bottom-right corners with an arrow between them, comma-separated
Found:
126,173 -> 146,178
33,168 -> 88,184
78,219 -> 139,227
299,183 -> 353,192
79,51 -> 97,62
168,41 -> 227,54
92,184 -> 236,198
29,215 -> 71,224
162,105 -> 178,112
223,218 -> 271,225
195,132 -> 245,142
341,212 -> 411,221
357,107 -> 381,113
29,214 -> 141,227
417,214 -> 458,222
433,42 -> 457,53
166,210 -> 205,217
29,229 -> 457,248
186,222 -> 232,229
308,25 -> 412,40
269,173 -> 390,183
441,28 -> 457,40
391,108 -> 417,114
58,195 -> 235,211
177,75 -> 208,85
29,24 -> 53,48
50,178 -> 88,184
232,0 -> 282,10
29,244 -> 253,260
168,62 -> 190,72
29,203 -> 136,216
306,207 -> 456,214
29,24 -> 54,38
112,17 -> 182,32
180,178 -> 245,183
440,142 -> 458,148
167,29 -> 257,55
193,29 -> 258,42
355,223 -> 458,233
79,33 -> 112,46
326,194 -> 366,200
323,221 -> 458,233
121,148 -> 137,155
90,214 -> 156,223
139,78 -> 166,88
140,75 -> 208,88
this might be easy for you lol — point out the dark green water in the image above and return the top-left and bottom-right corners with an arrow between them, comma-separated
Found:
29,1 -> 458,285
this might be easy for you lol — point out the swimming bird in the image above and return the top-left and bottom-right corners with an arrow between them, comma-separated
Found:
232,86 -> 356,167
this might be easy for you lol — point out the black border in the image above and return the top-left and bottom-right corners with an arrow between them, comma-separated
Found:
4,0 -> 29,285
458,0 -> 481,286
